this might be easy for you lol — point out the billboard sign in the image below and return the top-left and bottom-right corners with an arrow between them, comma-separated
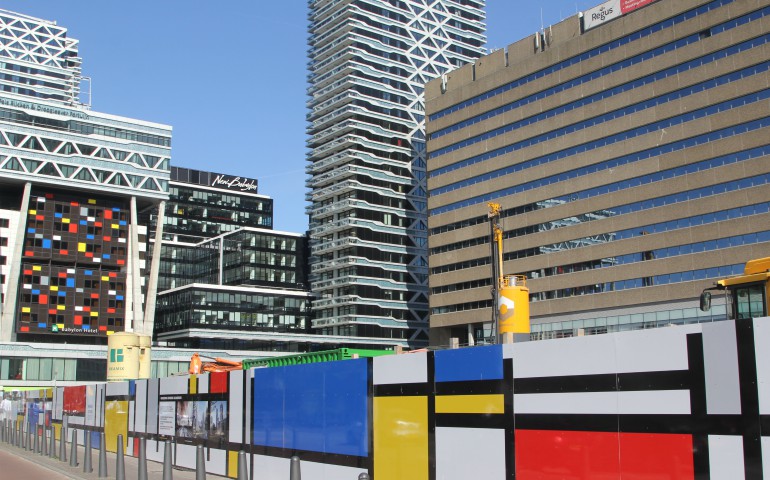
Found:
583,0 -> 659,31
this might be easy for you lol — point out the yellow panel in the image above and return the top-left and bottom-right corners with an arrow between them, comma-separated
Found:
22,307 -> 30,313
374,396 -> 428,480
32,266 -> 41,271
57,305 -> 65,311
88,199 -> 96,204
105,400 -> 129,453
53,422 -> 61,440
29,209 -> 36,215
90,311 -> 98,317
107,331 -> 114,335
189,375 -> 197,394
62,218 -> 70,224
78,242 -> 86,252
102,276 -> 109,281
111,224 -> 119,229
435,394 -> 505,415
57,323 -> 64,329
50,286 -> 59,292
228,450 -> 239,478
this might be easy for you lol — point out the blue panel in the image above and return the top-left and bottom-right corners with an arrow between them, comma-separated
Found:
119,220 -> 127,226
42,239 -> 51,248
112,208 -> 120,212
58,291 -> 66,297
86,234 -> 94,240
38,323 -> 46,328
252,359 -> 369,457
54,213 -> 62,218
103,254 -> 111,259
27,228 -> 35,233
84,270 -> 92,275
116,295 -> 124,301
66,279 -> 75,288
434,345 -> 504,382
82,325 -> 90,330
32,289 -> 40,295
79,220 -> 87,225
129,380 -> 135,397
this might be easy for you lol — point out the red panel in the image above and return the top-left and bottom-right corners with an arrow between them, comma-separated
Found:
48,309 -> 57,315
516,430 -> 621,479
24,269 -> 32,275
133,437 -> 139,457
117,260 -> 125,265
58,272 -> 67,278
25,251 -> 33,256
99,326 -> 107,331
108,308 -> 116,314
38,294 -> 48,304
20,326 -> 29,332
209,371 -> 229,394
60,249 -> 69,255
85,252 -> 93,258
95,222 -> 103,227
68,224 -> 77,233
63,385 -> 86,414
83,306 -> 91,312
104,210 -> 112,220
45,193 -> 53,199
35,215 -> 44,220
619,432 -> 693,478
74,315 -> 83,325
91,293 -> 99,299
109,272 -> 117,278
103,236 -> 111,242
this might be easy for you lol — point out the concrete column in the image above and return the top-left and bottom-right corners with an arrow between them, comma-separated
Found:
129,197 -> 144,334
141,200 -> 165,338
0,182 -> 31,342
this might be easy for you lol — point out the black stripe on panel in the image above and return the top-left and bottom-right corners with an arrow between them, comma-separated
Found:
435,379 -> 504,396
373,383 -> 431,397
428,351 -> 437,480
686,333 -> 710,480
436,413 -> 509,430
504,359 -> 515,480
735,319 -> 763,479
513,370 -> 690,395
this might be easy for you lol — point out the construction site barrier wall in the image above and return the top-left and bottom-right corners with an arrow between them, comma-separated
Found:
8,316 -> 770,479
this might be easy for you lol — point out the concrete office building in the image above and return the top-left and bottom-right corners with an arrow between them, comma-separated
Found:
425,0 -> 770,346
306,0 -> 486,348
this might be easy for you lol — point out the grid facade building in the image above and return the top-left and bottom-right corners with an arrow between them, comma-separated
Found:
0,9 -> 171,345
306,0 -> 486,348
425,0 -> 770,346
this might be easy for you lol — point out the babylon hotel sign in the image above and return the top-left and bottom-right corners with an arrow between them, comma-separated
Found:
583,0 -> 659,31
211,174 -> 257,192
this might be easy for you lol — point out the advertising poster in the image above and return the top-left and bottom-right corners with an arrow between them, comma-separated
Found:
209,400 -> 228,444
176,400 -> 208,440
158,401 -> 176,437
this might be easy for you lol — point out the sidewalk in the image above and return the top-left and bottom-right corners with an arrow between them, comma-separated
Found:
0,433 -> 230,480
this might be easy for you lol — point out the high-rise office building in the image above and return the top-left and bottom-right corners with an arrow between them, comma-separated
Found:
0,9 -> 172,346
306,0 -> 486,348
425,0 -> 770,346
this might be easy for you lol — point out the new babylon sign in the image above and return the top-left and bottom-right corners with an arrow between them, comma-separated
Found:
583,0 -> 659,31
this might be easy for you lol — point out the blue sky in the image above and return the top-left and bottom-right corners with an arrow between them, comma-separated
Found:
2,1 -> 599,233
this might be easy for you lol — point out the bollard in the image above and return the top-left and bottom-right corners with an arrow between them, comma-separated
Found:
138,437 -> 148,480
162,440 -> 173,480
33,422 -> 39,454
69,428 -> 78,467
116,434 -> 125,480
10,420 -> 15,446
358,473 -> 370,480
83,430 -> 93,473
290,455 -> 301,480
24,421 -> 30,451
98,432 -> 108,478
59,426 -> 67,462
1,418 -> 5,443
237,450 -> 248,480
48,426 -> 55,458
195,444 -> 206,480
15,421 -> 20,448
41,424 -> 47,456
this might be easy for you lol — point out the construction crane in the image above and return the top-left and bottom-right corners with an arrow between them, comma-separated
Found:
488,202 -> 530,344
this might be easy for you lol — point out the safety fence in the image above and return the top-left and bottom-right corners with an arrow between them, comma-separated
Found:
3,316 -> 770,479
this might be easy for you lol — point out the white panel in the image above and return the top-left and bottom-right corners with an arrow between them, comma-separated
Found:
614,324 -> 701,373
512,333 -> 618,378
106,381 -> 129,396
128,400 -> 134,436
204,447 -> 227,476
146,438 -> 162,463
373,352 -> 427,385
175,442 -> 197,470
54,387 -> 64,421
753,317 -> 770,414
146,379 -> 159,435
709,435 -> 745,479
198,373 -> 209,394
85,385 -> 97,427
436,427 -> 505,480
515,390 -> 689,415
159,375 -> 189,396
702,321 -> 741,414
134,381 -> 147,433
300,459 -> 367,480
252,454 -> 290,480
762,437 -> 770,477
229,370 -> 244,444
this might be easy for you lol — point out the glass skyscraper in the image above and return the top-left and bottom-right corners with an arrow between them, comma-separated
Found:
306,0 -> 486,348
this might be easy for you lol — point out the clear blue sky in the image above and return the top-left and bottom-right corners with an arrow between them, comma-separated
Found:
2,1 -> 598,233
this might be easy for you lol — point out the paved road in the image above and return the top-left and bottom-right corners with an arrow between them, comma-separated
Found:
0,435 -> 230,480
0,447 -> 72,479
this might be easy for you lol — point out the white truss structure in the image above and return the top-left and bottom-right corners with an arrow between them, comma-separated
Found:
0,9 -> 83,106
306,0 -> 485,346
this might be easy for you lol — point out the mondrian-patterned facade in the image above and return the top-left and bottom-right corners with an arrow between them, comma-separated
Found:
18,191 -> 129,337
9,315 -> 769,479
